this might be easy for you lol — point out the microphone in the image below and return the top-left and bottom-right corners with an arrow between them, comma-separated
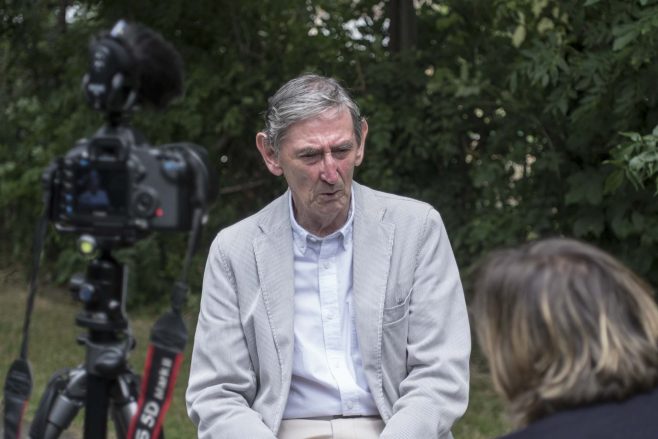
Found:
84,20 -> 184,114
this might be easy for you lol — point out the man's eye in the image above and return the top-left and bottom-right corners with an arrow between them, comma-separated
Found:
300,153 -> 321,162
333,149 -> 350,158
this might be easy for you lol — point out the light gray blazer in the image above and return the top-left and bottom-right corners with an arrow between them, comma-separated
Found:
186,182 -> 470,439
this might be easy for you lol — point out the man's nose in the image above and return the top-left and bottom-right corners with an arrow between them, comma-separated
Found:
320,153 -> 339,184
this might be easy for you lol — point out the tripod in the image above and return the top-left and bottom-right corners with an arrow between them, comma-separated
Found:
29,246 -> 149,439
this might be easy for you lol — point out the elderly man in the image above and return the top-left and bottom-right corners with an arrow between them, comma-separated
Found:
186,74 -> 470,439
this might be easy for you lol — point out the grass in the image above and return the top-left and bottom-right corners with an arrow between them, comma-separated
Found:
1,269 -> 511,438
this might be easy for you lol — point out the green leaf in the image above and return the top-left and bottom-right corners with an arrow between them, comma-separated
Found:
604,170 -> 625,194
566,170 -> 604,205
512,25 -> 526,48
611,215 -> 633,238
573,214 -> 605,238
612,28 -> 639,51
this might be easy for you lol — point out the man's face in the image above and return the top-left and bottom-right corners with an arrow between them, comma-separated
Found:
256,107 -> 367,236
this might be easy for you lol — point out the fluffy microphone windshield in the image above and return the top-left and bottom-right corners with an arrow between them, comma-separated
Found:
111,20 -> 185,110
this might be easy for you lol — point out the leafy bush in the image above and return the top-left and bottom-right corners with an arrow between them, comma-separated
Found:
2,0 -> 658,299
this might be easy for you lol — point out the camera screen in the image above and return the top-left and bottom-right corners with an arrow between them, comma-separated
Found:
73,164 -> 129,218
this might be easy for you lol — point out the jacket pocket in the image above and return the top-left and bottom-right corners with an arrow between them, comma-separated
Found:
381,288 -> 412,403
382,288 -> 412,326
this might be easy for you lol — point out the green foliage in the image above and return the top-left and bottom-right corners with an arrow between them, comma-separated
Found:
607,127 -> 658,194
2,0 -> 658,298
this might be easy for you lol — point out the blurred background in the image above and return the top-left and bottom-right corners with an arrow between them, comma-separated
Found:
1,0 -> 657,437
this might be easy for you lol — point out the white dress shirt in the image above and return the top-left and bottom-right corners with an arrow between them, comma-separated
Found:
282,191 -> 380,419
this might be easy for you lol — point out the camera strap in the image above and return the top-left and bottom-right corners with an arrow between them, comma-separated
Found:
127,208 -> 204,439
3,213 -> 48,439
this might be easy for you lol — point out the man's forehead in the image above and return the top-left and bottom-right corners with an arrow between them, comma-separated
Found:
281,108 -> 355,144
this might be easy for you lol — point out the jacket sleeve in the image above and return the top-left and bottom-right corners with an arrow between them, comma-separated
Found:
186,234 -> 276,439
380,208 -> 471,439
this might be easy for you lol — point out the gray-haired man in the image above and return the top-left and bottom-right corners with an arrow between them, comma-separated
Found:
186,74 -> 470,438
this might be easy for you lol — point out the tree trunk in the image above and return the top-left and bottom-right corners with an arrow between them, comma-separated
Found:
58,0 -> 68,33
388,0 -> 417,53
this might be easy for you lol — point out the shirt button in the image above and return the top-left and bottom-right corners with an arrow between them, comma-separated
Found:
326,312 -> 334,320
346,401 -> 354,409
322,262 -> 329,269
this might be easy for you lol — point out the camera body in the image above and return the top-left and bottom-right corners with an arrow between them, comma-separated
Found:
44,125 -> 210,240
41,19 -> 215,244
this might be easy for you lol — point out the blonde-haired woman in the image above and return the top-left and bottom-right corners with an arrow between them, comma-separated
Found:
472,237 -> 658,438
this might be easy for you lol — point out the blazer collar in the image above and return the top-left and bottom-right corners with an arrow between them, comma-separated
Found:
352,182 -> 395,377
253,190 -> 295,378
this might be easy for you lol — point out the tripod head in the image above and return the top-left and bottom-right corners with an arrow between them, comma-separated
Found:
70,235 -> 129,334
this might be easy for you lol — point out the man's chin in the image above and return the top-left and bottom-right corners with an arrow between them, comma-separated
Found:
311,198 -> 346,217
317,192 -> 348,206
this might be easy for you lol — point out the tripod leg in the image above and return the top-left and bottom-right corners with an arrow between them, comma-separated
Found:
109,372 -> 167,439
84,373 -> 110,438
110,372 -> 139,438
29,367 -> 86,439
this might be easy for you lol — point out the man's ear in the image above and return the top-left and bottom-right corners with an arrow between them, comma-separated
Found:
355,119 -> 367,167
256,132 -> 283,176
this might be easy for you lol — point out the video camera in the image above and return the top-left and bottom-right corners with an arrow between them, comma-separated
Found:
43,20 -> 216,243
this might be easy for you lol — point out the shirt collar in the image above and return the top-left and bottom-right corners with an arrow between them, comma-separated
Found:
289,188 -> 354,254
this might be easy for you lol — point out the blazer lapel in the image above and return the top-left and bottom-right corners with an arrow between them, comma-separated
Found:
352,183 -> 395,391
253,193 -> 295,381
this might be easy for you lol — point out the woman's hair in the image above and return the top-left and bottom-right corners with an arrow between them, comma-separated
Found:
471,237 -> 658,426
261,74 -> 363,154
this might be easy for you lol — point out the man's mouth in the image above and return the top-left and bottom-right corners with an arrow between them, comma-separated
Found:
319,189 -> 342,198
